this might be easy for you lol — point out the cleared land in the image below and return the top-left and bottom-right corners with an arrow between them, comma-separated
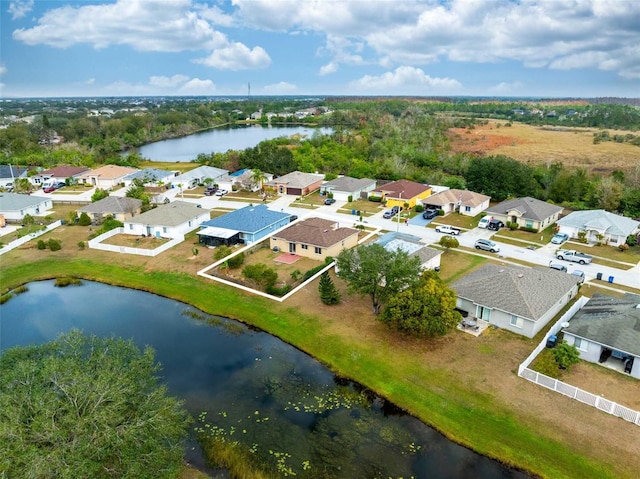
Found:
447,120 -> 639,173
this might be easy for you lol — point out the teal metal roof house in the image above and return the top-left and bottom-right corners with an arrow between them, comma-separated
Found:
198,204 -> 294,246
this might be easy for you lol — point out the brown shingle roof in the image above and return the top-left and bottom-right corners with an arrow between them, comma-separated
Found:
273,218 -> 358,248
427,189 -> 490,207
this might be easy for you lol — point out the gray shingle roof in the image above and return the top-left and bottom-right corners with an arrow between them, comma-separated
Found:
174,166 -> 228,183
452,264 -> 579,321
126,201 -> 205,227
375,231 -> 441,264
557,210 -> 639,237
485,197 -> 562,221
78,196 -> 142,214
0,193 -> 50,211
124,168 -> 174,182
0,165 -> 29,180
564,293 -> 640,356
426,189 -> 490,207
322,176 -> 376,192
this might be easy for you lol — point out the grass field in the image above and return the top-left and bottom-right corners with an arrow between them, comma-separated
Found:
447,120 -> 640,172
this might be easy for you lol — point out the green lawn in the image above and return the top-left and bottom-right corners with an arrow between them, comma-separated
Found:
0,256 -> 627,479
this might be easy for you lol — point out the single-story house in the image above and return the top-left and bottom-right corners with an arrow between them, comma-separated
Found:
369,179 -> 432,209
452,264 -> 580,338
216,168 -> 273,193
198,204 -> 293,247
34,165 -> 90,187
173,166 -> 228,190
376,232 -> 442,271
484,197 -> 562,232
78,165 -> 139,190
423,189 -> 490,217
556,210 -> 639,247
123,201 -> 209,239
270,217 -> 359,260
265,171 -> 324,196
77,196 -> 143,223
0,165 -> 30,189
320,176 -> 377,202
0,193 -> 53,221
123,168 -> 176,187
562,293 -> 640,379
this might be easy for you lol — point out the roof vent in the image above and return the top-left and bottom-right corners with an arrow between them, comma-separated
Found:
517,273 -> 524,278
499,269 -> 505,273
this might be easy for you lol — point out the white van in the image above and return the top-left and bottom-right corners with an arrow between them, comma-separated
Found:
478,215 -> 493,229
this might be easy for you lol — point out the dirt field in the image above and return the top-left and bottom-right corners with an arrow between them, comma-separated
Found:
447,120 -> 640,173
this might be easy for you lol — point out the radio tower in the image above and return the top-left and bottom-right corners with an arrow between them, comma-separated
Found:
248,82 -> 251,100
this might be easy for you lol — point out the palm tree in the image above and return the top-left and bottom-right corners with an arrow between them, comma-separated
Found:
250,169 -> 268,191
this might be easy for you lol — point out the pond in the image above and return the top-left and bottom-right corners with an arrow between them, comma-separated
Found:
136,125 -> 333,162
0,281 -> 529,478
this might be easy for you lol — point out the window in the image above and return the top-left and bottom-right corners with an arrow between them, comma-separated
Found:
314,247 -> 322,254
574,337 -> 587,351
464,206 -> 471,212
129,224 -> 133,230
510,315 -> 523,328
301,244 -> 308,250
525,220 -> 533,228
163,227 -> 168,234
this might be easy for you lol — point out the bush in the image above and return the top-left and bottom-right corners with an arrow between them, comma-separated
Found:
37,240 -> 46,250
507,222 -> 518,230
626,234 -> 638,247
414,204 -> 424,213
77,241 -> 86,250
520,226 -> 538,233
227,252 -> 245,269
48,238 -> 62,251
54,277 -> 82,287
91,188 -> 109,202
303,264 -> 328,281
214,245 -> 232,261
242,263 -> 278,289
266,284 -> 292,296
347,195 -> 353,203
78,212 -> 92,226
618,243 -> 629,252
553,341 -> 581,371
368,196 -> 382,203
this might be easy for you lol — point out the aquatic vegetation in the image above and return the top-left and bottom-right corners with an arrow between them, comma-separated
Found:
54,277 -> 82,287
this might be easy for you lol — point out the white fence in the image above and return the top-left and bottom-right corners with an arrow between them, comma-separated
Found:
88,227 -> 184,257
0,220 -> 62,255
518,295 -> 640,426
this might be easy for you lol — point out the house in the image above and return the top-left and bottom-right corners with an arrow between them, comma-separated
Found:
320,176 -> 377,202
270,217 -> 359,260
34,166 -> 90,187
216,168 -> 273,193
452,264 -> 580,338
123,201 -> 209,239
423,189 -> 490,217
0,193 -> 53,221
265,171 -> 324,196
0,165 -> 30,189
484,197 -> 563,232
369,180 -> 432,209
123,168 -> 176,187
556,210 -> 639,247
77,196 -> 143,223
78,165 -> 138,190
376,232 -> 442,271
198,204 -> 293,247
562,293 -> 640,379
173,166 -> 228,190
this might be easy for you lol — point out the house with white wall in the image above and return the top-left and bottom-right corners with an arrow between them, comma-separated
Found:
0,193 -> 53,221
123,201 -> 209,239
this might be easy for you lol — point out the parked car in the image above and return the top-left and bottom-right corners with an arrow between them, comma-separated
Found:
383,207 -> 400,219
478,215 -> 492,229
549,263 -> 568,273
556,249 -> 593,265
487,219 -> 504,231
570,270 -> 586,284
43,185 -> 58,193
324,198 -> 336,205
435,225 -> 461,235
56,182 -> 66,189
474,239 -> 500,253
204,186 -> 217,196
551,233 -> 569,244
215,189 -> 228,196
422,208 -> 439,220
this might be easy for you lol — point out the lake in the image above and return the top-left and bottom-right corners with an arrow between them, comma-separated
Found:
136,125 -> 333,162
0,280 -> 529,478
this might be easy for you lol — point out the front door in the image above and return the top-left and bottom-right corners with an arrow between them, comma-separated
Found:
289,242 -> 296,253
146,226 -> 151,236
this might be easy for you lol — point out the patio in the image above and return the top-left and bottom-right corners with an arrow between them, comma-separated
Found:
456,317 -> 490,337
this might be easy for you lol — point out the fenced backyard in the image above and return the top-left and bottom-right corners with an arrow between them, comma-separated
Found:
518,295 -> 640,426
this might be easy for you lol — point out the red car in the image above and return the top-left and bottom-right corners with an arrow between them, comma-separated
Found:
43,185 -> 57,193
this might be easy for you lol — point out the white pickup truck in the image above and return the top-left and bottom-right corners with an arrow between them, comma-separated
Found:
435,225 -> 461,236
556,249 -> 593,265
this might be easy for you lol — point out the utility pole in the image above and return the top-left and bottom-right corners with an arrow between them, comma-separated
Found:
396,192 -> 402,232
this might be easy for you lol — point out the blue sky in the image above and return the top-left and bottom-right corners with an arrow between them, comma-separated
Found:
1,0 -> 639,98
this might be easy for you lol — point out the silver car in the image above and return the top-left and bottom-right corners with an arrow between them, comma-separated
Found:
474,239 -> 500,253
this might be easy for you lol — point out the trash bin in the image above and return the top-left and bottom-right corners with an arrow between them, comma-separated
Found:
596,272 -> 603,281
546,335 -> 558,348
608,276 -> 614,284
351,209 -> 356,215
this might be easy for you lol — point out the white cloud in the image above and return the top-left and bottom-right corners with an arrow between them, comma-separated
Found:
149,74 -> 190,88
319,62 -> 338,76
8,0 -> 34,20
348,66 -> 462,94
195,43 -> 271,70
179,78 -> 216,94
233,0 -> 640,80
0,65 -> 7,76
262,82 -> 297,94
86,78 -> 95,85
488,81 -> 525,95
